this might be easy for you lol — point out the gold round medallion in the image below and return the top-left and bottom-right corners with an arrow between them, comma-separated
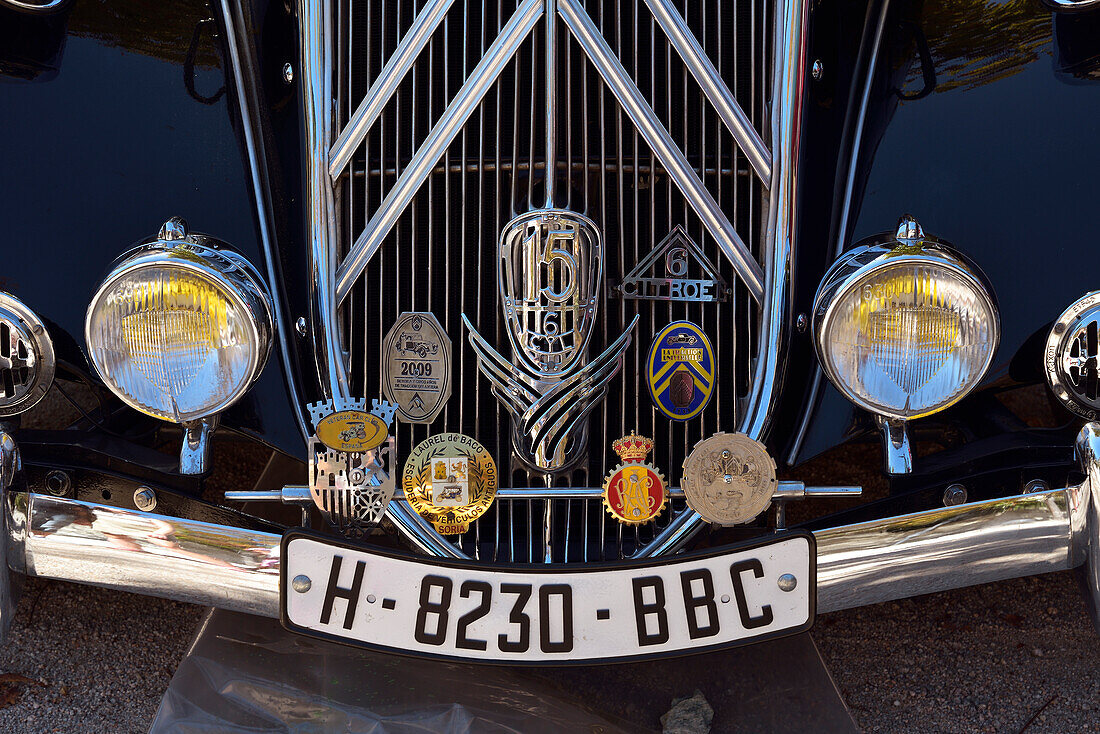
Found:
315,410 -> 388,453
403,433 -> 497,534
681,432 -> 776,525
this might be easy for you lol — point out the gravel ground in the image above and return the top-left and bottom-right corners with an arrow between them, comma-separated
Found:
0,570 -> 1096,732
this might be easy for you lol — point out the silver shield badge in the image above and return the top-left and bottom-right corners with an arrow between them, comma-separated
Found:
307,398 -> 398,536
464,210 -> 636,472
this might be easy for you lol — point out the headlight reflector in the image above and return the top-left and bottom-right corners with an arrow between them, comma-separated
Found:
813,218 -> 998,420
86,221 -> 273,423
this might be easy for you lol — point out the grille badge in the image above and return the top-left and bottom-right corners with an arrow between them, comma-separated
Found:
647,321 -> 715,421
383,312 -> 452,424
307,398 -> 397,535
464,209 -> 636,473
617,226 -> 729,302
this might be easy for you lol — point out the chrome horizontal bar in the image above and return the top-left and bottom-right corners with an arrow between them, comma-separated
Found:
6,479 -> 1094,624
227,482 -> 862,504
558,0 -> 765,302
226,487 -> 313,504
816,485 -> 1085,614
334,0 -> 544,305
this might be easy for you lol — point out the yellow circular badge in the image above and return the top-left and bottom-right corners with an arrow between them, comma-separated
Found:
403,433 -> 497,534
315,411 -> 388,453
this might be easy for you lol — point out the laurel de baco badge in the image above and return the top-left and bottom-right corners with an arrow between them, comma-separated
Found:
602,433 -> 667,525
681,432 -> 777,525
647,321 -> 715,421
403,433 -> 497,534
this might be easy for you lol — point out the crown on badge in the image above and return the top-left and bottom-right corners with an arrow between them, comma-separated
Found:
612,432 -> 654,463
371,399 -> 398,428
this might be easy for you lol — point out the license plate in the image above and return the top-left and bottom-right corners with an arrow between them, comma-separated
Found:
281,530 -> 815,665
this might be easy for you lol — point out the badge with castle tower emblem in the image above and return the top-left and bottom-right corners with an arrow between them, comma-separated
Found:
602,433 -> 667,526
307,398 -> 398,536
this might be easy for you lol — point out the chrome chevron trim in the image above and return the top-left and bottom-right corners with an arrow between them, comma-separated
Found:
334,0 -> 544,305
641,0 -> 772,184
640,0 -> 808,557
328,0 -> 458,178
558,0 -> 765,303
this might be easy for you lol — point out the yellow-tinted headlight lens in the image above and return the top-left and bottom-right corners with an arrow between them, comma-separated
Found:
817,256 -> 998,419
87,246 -> 271,423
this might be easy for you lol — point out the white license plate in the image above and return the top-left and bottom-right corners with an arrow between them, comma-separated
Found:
281,531 -> 815,664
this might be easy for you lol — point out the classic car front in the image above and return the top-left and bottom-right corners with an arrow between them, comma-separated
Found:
1,0 -> 1099,669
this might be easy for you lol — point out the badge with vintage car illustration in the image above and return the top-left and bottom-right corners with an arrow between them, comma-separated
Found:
647,321 -> 715,421
314,405 -> 389,453
681,432 -> 777,525
307,399 -> 398,535
602,433 -> 667,525
403,432 -> 497,534
383,312 -> 452,424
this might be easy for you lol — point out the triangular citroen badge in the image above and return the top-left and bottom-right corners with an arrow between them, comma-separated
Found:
615,226 -> 729,302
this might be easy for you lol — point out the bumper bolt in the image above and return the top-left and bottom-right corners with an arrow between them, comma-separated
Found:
282,62 -> 294,84
44,470 -> 71,497
133,486 -> 157,512
777,573 -> 797,592
292,575 -> 312,593
811,59 -> 824,80
943,483 -> 967,506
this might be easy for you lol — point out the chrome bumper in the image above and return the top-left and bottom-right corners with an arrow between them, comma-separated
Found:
2,425 -> 1099,635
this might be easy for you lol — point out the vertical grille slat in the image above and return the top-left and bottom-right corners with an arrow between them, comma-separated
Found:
336,0 -> 768,563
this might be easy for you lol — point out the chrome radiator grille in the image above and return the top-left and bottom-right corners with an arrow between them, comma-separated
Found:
327,0 -> 772,562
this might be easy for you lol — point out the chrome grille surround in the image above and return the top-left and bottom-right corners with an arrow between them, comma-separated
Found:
298,0 -> 807,561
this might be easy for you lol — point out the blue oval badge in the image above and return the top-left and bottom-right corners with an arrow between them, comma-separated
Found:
647,321 -> 715,421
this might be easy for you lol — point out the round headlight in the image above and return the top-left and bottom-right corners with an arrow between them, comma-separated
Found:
85,218 -> 273,423
813,216 -> 999,420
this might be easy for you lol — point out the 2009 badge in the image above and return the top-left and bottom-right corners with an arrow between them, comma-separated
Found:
383,312 -> 452,424
647,321 -> 715,421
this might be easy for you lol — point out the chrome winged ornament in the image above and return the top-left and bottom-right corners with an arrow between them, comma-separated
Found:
463,210 -> 636,472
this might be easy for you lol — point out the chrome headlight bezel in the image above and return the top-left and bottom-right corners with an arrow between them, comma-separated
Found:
85,221 -> 274,423
812,221 -> 1000,421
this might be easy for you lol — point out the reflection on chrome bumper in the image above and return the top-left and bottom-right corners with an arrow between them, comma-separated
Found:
3,425 -> 1100,633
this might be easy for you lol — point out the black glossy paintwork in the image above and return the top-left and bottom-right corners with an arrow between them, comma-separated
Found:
789,0 -> 1100,464
0,0 -> 304,457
